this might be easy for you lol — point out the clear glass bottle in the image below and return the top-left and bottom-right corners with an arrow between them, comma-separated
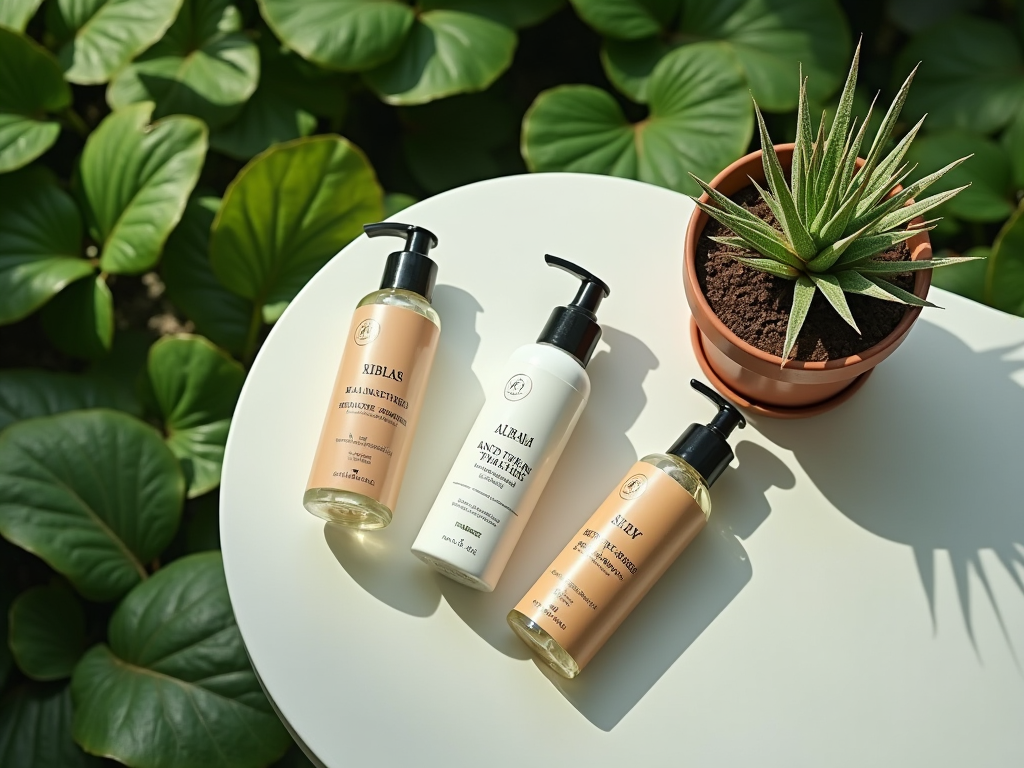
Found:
303,223 -> 441,530
508,381 -> 743,678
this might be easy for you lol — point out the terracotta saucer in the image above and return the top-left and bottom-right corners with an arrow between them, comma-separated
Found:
688,317 -> 873,420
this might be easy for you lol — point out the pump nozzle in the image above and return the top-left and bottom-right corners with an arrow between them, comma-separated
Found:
536,255 -> 611,368
363,221 -> 440,302
666,380 -> 746,487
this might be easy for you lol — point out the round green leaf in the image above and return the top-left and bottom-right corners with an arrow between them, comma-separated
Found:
0,684 -> 100,768
931,246 -> 989,304
8,586 -> 87,681
77,102 -> 207,276
575,0 -> 850,110
106,0 -> 259,130
420,0 -> 564,28
40,275 -> 114,360
162,196 -> 253,355
522,43 -> 752,194
362,10 -> 517,106
71,552 -> 291,768
47,0 -> 185,85
0,410 -> 184,602
257,0 -> 414,71
0,0 -> 45,31
0,166 -> 91,326
898,16 -> 1024,135
0,28 -> 71,172
210,135 -> 382,318
987,204 -> 1024,317
0,369 -> 135,432
148,334 -> 245,497
905,131 -> 1014,223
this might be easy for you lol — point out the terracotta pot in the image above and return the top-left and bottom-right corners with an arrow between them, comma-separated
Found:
683,143 -> 933,418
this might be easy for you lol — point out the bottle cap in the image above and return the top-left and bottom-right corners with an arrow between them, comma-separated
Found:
667,380 -> 746,487
536,255 -> 611,367
364,222 -> 440,302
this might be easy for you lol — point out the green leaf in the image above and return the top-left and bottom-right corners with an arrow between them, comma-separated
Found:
71,552 -> 291,768
85,330 -> 151,418
0,684 -> 100,768
809,272 -> 858,332
363,11 -> 517,106
257,0 -> 414,71
729,255 -> 801,279
210,135 -> 382,318
523,43 -> 752,194
40,275 -> 114,360
0,167 -> 91,326
832,228 -> 930,268
694,200 -> 802,267
782,275 -> 815,362
986,204 -> 1024,316
0,0 -> 44,31
0,28 -> 71,173
48,0 -> 185,85
897,16 -> 1024,135
835,270 -> 935,307
581,0 -> 850,111
77,102 -> 207,275
856,256 -> 982,274
905,131 -> 1012,223
888,0 -> 982,34
148,335 -> 245,497
162,196 -> 253,356
106,0 -> 259,130
0,410 -> 184,602
8,586 -> 86,681
210,42 -> 338,160
384,192 -> 417,217
0,369 -> 135,432
930,246 -> 989,304
420,0 -> 564,28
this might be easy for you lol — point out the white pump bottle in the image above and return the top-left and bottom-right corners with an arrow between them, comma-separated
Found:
411,255 -> 610,591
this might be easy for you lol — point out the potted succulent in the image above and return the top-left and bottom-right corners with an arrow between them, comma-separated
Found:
683,46 -> 978,417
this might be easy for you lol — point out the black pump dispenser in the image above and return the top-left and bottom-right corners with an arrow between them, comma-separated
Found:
364,222 -> 440,302
536,255 -> 611,367
667,380 -> 746,487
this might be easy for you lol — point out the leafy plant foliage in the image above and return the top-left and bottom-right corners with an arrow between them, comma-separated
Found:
1,2 -> 1023,767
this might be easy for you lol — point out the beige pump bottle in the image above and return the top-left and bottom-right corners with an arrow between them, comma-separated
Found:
508,380 -> 745,678
304,222 -> 441,530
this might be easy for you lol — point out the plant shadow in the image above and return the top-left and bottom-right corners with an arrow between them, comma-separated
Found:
536,441 -> 792,730
755,319 -> 1024,659
323,285 -> 484,616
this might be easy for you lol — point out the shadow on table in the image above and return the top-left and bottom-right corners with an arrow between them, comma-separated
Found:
537,441 -> 792,730
756,319 -> 1024,658
323,285 -> 484,616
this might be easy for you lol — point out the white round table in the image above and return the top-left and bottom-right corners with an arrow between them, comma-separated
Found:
221,173 -> 1024,767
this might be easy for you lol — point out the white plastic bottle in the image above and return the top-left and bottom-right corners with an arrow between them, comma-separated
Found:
411,255 -> 610,591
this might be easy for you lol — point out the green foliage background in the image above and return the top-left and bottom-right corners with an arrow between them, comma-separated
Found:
0,1 -> 1022,766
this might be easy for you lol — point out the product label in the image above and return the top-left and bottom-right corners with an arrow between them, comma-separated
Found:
412,359 -> 587,583
513,462 -> 707,670
306,303 -> 439,511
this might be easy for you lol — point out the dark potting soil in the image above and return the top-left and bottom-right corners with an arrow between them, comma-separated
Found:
694,186 -> 916,362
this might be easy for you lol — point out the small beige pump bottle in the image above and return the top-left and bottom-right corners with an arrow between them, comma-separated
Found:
304,222 -> 441,530
508,380 -> 745,678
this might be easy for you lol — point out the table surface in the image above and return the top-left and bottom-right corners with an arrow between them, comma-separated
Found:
220,173 -> 1024,768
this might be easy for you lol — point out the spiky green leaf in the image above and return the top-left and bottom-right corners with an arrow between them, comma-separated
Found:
792,72 -> 812,221
809,273 -> 859,332
695,201 -> 804,268
815,41 -> 860,204
731,256 -> 802,279
805,224 -> 870,271
782,276 -> 816,362
832,227 -> 932,267
834,270 -> 936,307
871,186 -> 970,233
856,255 -> 983,274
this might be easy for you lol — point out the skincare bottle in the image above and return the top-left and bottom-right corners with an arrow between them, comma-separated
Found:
304,222 -> 441,530
411,255 -> 611,591
507,380 -> 745,678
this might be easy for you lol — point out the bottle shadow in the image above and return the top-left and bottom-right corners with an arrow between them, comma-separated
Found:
754,319 -> 1024,659
323,285 -> 484,616
537,441 -> 793,730
437,327 -> 659,659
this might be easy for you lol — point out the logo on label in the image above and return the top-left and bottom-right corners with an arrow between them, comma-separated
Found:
503,373 -> 533,401
354,318 -> 380,345
619,473 -> 648,500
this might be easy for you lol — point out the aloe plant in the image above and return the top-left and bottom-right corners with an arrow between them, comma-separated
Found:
690,43 -> 982,361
